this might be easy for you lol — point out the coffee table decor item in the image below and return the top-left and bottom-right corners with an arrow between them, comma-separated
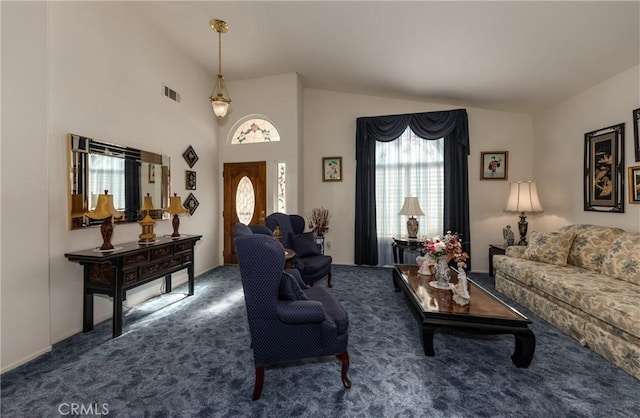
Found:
450,256 -> 471,305
423,232 -> 465,289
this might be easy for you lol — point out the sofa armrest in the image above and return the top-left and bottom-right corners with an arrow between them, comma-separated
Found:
506,245 -> 527,258
276,300 -> 326,324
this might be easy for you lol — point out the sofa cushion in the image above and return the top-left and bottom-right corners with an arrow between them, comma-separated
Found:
493,255 -> 544,286
522,231 -> 575,266
601,232 -> 640,286
579,286 -> 640,338
560,224 -> 624,272
531,268 -> 610,307
291,232 -> 321,257
278,271 -> 309,301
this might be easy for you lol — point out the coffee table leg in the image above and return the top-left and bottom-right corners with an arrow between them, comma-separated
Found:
421,323 -> 436,356
511,329 -> 536,368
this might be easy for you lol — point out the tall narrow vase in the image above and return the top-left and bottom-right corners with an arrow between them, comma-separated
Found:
429,255 -> 451,289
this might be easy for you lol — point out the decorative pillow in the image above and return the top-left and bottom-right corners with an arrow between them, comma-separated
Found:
522,231 -> 576,266
291,232 -> 321,257
278,271 -> 309,301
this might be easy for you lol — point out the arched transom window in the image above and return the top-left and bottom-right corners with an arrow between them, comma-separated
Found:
231,118 -> 281,144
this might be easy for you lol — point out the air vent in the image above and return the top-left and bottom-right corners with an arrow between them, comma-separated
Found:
163,85 -> 180,103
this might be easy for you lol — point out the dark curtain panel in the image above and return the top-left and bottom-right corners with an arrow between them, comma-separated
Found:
124,159 -> 141,221
354,109 -> 471,267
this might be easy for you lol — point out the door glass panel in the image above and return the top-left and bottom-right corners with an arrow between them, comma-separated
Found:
236,176 -> 255,224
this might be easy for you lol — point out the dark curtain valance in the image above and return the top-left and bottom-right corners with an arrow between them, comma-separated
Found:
354,109 -> 471,267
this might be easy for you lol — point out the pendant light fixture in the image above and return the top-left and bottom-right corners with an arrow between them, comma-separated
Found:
209,18 -> 231,118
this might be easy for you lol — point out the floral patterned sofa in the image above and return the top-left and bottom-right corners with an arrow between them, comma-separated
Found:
493,224 -> 640,380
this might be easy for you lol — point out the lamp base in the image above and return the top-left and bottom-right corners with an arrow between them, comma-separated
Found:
407,216 -> 419,239
171,214 -> 181,237
517,212 -> 528,245
99,218 -> 114,251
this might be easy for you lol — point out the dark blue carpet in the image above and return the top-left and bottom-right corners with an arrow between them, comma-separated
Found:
2,265 -> 639,417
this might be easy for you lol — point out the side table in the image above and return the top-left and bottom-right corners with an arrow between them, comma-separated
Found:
489,243 -> 506,277
392,237 -> 426,264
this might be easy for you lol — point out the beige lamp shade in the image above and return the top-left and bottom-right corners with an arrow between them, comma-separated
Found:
504,181 -> 544,213
165,194 -> 188,215
71,193 -> 85,217
142,193 -> 155,211
398,197 -> 425,216
84,191 -> 125,220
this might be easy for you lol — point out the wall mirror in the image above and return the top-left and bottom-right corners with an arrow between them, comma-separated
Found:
67,133 -> 171,230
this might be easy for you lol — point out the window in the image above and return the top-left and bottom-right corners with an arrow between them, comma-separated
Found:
375,127 -> 444,265
88,154 -> 125,210
231,118 -> 281,144
277,162 -> 286,213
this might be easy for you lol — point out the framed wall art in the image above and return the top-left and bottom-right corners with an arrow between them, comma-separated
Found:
584,123 -> 625,213
182,145 -> 199,168
322,156 -> 342,182
628,166 -> 640,204
633,108 -> 640,162
183,193 -> 199,216
186,170 -> 196,190
480,151 -> 508,180
148,164 -> 156,183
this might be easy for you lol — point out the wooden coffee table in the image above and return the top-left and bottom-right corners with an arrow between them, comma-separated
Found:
393,264 -> 535,367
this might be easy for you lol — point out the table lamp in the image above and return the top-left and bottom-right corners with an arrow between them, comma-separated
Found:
504,181 -> 543,245
84,190 -> 124,251
138,193 -> 156,243
399,197 -> 425,239
165,193 -> 188,237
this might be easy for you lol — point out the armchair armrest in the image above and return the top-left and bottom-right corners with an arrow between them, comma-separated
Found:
276,300 -> 325,324
506,245 -> 527,258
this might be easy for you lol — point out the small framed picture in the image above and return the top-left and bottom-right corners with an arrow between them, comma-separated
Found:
322,156 -> 342,182
633,108 -> 640,162
148,164 -> 156,183
628,166 -> 640,203
186,170 -> 196,190
480,151 -> 508,180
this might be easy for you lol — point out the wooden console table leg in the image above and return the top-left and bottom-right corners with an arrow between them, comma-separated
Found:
165,274 -> 172,293
188,262 -> 195,296
83,267 -> 94,332
112,261 -> 124,338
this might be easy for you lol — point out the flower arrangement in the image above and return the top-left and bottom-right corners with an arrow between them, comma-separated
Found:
307,207 -> 330,236
424,231 -> 467,262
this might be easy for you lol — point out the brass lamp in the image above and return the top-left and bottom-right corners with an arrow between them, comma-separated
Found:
165,193 -> 188,237
504,181 -> 544,245
209,18 -> 231,118
138,193 -> 156,243
84,190 -> 124,251
399,197 -> 425,239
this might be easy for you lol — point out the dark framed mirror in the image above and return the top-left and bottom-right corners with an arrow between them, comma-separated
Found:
67,133 -> 171,230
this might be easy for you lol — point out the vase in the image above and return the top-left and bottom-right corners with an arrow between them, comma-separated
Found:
429,255 -> 451,289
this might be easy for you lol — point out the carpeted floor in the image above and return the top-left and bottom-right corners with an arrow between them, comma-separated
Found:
2,265 -> 639,417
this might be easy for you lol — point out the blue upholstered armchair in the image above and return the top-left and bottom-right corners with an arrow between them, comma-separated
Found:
265,212 -> 333,287
234,232 -> 351,400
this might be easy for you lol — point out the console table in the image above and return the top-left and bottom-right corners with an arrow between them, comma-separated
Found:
65,234 -> 202,338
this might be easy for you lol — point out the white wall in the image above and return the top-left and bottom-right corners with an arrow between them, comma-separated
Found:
303,89 -> 534,271
1,2 -> 220,373
1,1 -> 52,373
216,73 -> 303,264
534,65 -> 640,232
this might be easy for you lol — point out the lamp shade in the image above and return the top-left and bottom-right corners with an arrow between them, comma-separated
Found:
165,193 -> 188,215
504,181 -> 544,213
84,193 -> 112,220
142,193 -> 154,211
398,197 -> 425,216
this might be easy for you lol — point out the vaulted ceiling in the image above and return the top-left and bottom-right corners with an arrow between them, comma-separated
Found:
132,1 -> 640,113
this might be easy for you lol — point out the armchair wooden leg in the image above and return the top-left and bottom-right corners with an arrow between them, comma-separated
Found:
327,272 -> 332,288
252,366 -> 265,401
336,351 -> 351,388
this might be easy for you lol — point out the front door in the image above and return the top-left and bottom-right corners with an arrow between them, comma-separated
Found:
223,161 -> 267,264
